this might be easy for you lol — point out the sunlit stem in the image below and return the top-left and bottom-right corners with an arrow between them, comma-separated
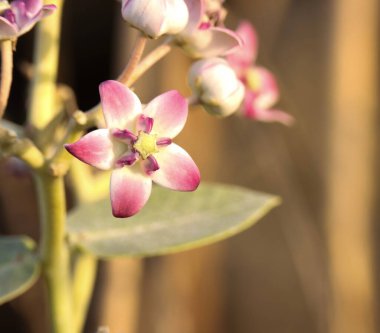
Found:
0,39 -> 13,118
128,38 -> 172,86
80,38 -> 172,123
72,251 -> 97,333
118,32 -> 147,85
28,0 -> 64,136
187,95 -> 199,106
36,173 -> 72,333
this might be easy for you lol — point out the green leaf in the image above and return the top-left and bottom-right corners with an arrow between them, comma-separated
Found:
67,183 -> 280,258
0,236 -> 40,305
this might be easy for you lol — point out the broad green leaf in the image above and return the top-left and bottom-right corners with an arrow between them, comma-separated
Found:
67,183 -> 280,258
0,236 -> 40,305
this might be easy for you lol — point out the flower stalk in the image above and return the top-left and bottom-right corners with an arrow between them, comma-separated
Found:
128,39 -> 172,86
118,33 -> 147,85
72,251 -> 97,333
36,173 -> 72,333
28,0 -> 64,135
0,39 -> 13,118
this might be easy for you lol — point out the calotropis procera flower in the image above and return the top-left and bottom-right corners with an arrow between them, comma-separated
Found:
121,0 -> 189,39
174,0 -> 241,58
188,57 -> 245,117
227,21 -> 294,125
0,0 -> 56,40
65,81 -> 200,218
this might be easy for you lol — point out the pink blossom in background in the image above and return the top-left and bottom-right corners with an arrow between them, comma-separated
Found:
65,81 -> 200,218
0,0 -> 56,40
228,20 -> 294,125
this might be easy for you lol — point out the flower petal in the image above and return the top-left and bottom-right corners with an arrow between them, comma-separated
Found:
39,4 -> 56,18
243,91 -> 294,126
64,129 -> 116,170
183,0 -> 203,31
110,166 -> 152,218
181,26 -> 242,58
227,20 -> 258,71
18,0 -> 42,16
143,90 -> 188,138
151,143 -> 200,191
17,4 -> 56,36
251,107 -> 294,126
122,0 -> 189,38
99,80 -> 141,129
0,15 -> 18,40
252,67 -> 279,109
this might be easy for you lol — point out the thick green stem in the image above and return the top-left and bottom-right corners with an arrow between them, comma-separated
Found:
72,252 -> 97,333
28,0 -> 64,133
36,173 -> 72,333
0,39 -> 13,118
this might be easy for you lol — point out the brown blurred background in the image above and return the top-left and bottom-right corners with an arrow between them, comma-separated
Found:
0,0 -> 379,332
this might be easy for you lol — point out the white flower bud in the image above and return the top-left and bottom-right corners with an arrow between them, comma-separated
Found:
121,0 -> 189,39
188,58 -> 244,117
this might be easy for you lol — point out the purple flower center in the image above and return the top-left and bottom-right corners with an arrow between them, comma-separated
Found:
112,116 -> 172,174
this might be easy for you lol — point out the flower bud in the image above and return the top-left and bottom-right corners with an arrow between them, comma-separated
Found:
188,58 -> 244,117
121,0 -> 189,39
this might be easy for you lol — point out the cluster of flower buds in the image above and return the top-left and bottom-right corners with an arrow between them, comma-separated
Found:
121,0 -> 292,122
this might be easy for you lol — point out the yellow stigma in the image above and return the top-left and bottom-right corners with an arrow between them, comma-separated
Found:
246,68 -> 262,91
133,132 -> 158,159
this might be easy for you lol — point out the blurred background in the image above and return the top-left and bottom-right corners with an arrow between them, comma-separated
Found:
0,0 -> 379,332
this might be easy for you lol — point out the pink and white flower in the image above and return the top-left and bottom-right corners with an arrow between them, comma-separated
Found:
0,0 -> 56,40
65,80 -> 200,218
227,21 -> 293,125
121,0 -> 189,39
175,0 -> 241,58
188,57 -> 245,117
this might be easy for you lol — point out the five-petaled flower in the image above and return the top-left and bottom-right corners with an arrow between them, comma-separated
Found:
65,80 -> 200,218
0,0 -> 56,40
175,0 -> 241,58
227,21 -> 294,125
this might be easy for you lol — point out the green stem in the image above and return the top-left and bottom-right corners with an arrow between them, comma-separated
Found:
0,40 -> 13,118
72,252 -> 97,333
36,173 -> 72,333
28,0 -> 64,134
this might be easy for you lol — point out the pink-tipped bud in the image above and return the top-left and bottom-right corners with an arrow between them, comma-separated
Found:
188,57 -> 245,117
121,0 -> 189,39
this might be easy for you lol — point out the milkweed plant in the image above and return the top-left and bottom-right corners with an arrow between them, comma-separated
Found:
0,0 -> 293,332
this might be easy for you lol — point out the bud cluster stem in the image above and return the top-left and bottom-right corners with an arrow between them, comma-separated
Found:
118,33 -> 147,85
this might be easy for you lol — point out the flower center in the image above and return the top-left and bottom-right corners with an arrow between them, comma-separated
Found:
133,131 -> 158,160
246,68 -> 262,91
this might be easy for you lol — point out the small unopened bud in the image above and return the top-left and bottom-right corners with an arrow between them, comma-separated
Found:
188,58 -> 244,117
121,0 -> 189,39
